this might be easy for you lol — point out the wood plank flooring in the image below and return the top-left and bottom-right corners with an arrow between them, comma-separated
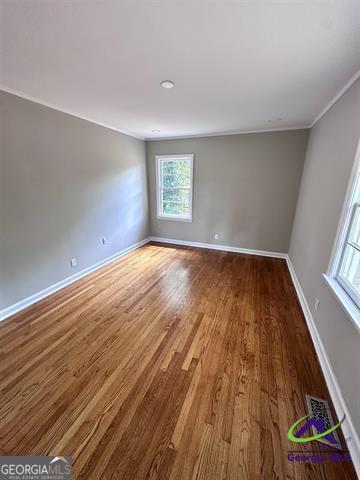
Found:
0,243 -> 357,479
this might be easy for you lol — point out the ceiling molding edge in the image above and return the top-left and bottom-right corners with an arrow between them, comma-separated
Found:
310,68 -> 360,128
0,85 -> 145,141
0,84 -> 310,140
146,125 -> 311,142
4,69 -> 360,142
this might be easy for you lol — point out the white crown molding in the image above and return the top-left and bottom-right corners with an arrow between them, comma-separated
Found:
149,236 -> 287,258
310,68 -> 360,128
2,69 -> 360,142
146,125 -> 310,142
286,256 -> 360,477
0,84 -> 310,140
0,237 -> 151,322
0,85 -> 310,141
0,85 -> 145,141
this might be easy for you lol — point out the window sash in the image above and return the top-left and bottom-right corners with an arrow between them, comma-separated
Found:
160,162 -> 191,188
160,187 -> 191,215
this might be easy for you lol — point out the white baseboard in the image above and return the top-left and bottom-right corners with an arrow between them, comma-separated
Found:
0,237 -> 151,322
0,236 -> 286,322
149,236 -> 287,259
286,256 -> 360,477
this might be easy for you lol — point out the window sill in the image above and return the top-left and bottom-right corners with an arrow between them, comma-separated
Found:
323,274 -> 360,333
156,215 -> 193,223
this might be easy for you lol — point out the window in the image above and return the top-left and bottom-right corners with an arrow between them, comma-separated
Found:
156,154 -> 193,221
336,202 -> 360,308
326,142 -> 360,330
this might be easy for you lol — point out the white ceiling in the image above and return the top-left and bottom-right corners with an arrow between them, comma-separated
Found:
1,1 -> 360,140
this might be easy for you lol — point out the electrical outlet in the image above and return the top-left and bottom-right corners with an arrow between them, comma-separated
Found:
314,298 -> 320,311
214,233 -> 219,240
70,258 -> 77,268
102,237 -> 108,246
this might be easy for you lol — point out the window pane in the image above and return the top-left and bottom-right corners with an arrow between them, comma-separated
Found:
163,202 -> 190,217
348,205 -> 360,247
162,159 -> 191,175
339,244 -> 360,294
162,188 -> 190,206
162,173 -> 190,188
161,162 -> 177,175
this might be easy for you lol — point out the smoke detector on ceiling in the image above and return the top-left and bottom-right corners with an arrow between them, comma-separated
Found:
160,80 -> 175,89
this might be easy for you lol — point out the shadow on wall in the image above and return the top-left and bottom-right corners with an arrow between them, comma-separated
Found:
1,163 -> 148,310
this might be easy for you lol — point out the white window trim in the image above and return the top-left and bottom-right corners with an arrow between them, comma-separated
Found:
324,139 -> 360,332
155,154 -> 194,222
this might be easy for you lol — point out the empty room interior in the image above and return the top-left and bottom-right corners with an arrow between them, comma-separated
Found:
1,1 -> 360,479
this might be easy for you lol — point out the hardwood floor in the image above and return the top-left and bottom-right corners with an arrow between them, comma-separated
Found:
0,243 -> 356,479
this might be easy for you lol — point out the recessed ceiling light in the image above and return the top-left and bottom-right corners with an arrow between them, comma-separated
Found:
152,129 -> 160,133
160,80 -> 175,89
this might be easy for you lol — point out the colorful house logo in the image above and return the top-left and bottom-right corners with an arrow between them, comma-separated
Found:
288,414 -> 345,449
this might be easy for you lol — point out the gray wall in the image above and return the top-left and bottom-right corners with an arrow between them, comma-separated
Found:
289,78 -> 360,431
147,130 -> 309,253
0,91 -> 149,310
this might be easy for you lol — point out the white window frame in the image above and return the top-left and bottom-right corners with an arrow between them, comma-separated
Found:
336,203 -> 360,308
325,140 -> 360,332
155,154 -> 194,222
